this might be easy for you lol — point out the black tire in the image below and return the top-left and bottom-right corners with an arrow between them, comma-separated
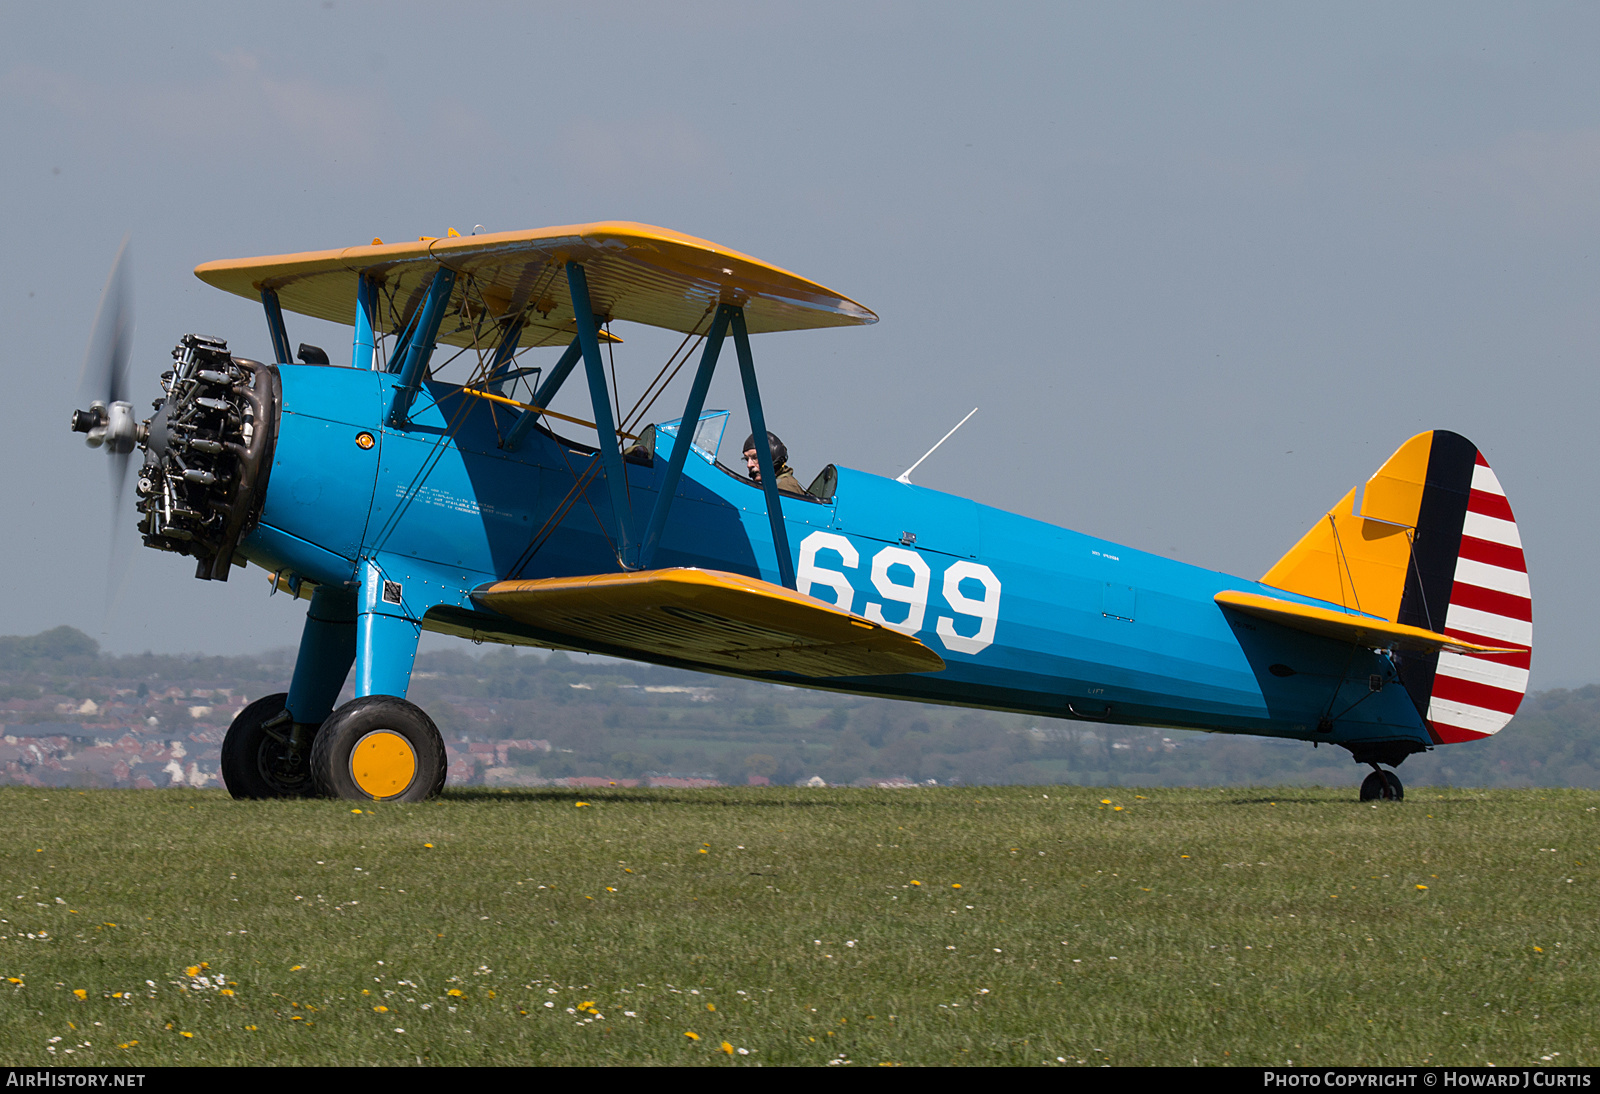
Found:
220,693 -> 319,800
1382,770 -> 1404,801
1359,770 -> 1404,802
309,695 -> 447,802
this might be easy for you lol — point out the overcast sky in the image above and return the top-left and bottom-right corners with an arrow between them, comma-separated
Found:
3,2 -> 1597,687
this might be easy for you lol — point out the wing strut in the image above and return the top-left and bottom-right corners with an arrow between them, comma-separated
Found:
484,313 -> 526,390
352,274 -> 379,371
387,266 -> 457,426
567,261 -> 634,562
502,337 -> 583,452
260,289 -> 293,365
732,308 -> 796,589
640,304 -> 733,568
473,264 -> 798,587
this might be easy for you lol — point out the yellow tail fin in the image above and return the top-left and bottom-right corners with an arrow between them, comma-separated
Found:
1261,432 -> 1433,621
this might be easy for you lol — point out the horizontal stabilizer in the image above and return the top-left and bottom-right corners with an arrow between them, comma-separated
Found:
1215,590 -> 1518,656
473,568 -> 944,678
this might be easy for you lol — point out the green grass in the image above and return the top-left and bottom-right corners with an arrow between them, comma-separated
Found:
1,785 -> 1595,1066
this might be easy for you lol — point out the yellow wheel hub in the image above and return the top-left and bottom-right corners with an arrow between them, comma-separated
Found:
350,730 -> 417,799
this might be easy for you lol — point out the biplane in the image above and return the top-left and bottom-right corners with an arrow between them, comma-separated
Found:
70,223 -> 1532,803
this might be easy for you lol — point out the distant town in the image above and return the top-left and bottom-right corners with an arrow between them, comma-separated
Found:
2,625 -> 1596,791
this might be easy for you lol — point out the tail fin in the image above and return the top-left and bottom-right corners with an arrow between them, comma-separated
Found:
1262,431 -> 1531,742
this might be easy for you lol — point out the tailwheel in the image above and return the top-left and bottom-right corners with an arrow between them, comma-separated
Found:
220,693 -> 319,799
309,696 -> 447,802
1359,768 -> 1404,802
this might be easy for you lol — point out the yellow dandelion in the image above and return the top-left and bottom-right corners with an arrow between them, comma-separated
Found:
447,989 -> 463,997
424,843 -> 434,849
1113,806 -> 1124,812
951,883 -> 962,889
220,989 -> 235,997
606,886 -> 616,892
685,1031 -> 700,1041
575,802 -> 590,808
1534,946 -> 1543,953
1100,799 -> 1111,805
1416,885 -> 1429,891
350,809 -> 362,814
721,1041 -> 734,1055
290,965 -> 304,972
180,1031 -> 194,1039
699,848 -> 709,854
910,879 -> 921,886
118,1041 -> 138,1048
72,989 -> 86,999
245,1026 -> 257,1032
374,1006 -> 388,1013
707,1003 -> 716,1011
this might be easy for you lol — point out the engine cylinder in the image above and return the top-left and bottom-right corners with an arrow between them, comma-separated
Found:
136,334 -> 280,580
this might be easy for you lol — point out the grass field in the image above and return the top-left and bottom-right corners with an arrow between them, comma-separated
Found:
1,785 -> 1595,1067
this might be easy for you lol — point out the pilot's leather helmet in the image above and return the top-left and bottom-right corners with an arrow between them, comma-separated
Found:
742,431 -> 788,468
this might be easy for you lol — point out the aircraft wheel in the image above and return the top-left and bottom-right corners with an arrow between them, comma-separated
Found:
220,693 -> 319,799
1359,770 -> 1404,802
309,696 -> 447,802
1382,771 -> 1404,801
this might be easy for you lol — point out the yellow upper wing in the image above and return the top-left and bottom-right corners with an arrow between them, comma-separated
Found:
194,221 -> 878,350
474,567 -> 943,678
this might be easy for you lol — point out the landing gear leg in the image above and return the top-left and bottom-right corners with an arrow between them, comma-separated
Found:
1359,765 -> 1404,802
222,586 -> 359,800
306,558 -> 445,801
285,585 -> 358,726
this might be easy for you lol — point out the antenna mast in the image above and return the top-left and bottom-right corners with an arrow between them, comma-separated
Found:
896,407 -> 978,484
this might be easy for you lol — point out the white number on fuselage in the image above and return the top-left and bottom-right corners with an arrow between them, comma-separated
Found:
795,530 -> 1000,655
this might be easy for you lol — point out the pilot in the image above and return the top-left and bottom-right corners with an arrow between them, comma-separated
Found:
743,431 -> 807,496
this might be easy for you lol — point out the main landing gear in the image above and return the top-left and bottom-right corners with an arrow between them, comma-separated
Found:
225,562 -> 448,802
222,694 -> 447,802
1359,766 -> 1404,802
220,693 -> 317,799
309,696 -> 447,802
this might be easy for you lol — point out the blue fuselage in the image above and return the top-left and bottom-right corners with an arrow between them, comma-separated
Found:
240,364 -> 1432,754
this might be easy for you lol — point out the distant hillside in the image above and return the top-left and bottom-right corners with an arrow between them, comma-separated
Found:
1,626 -> 1595,789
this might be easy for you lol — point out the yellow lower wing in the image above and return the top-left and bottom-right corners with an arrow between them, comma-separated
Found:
1215,590 -> 1517,656
474,568 -> 945,678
